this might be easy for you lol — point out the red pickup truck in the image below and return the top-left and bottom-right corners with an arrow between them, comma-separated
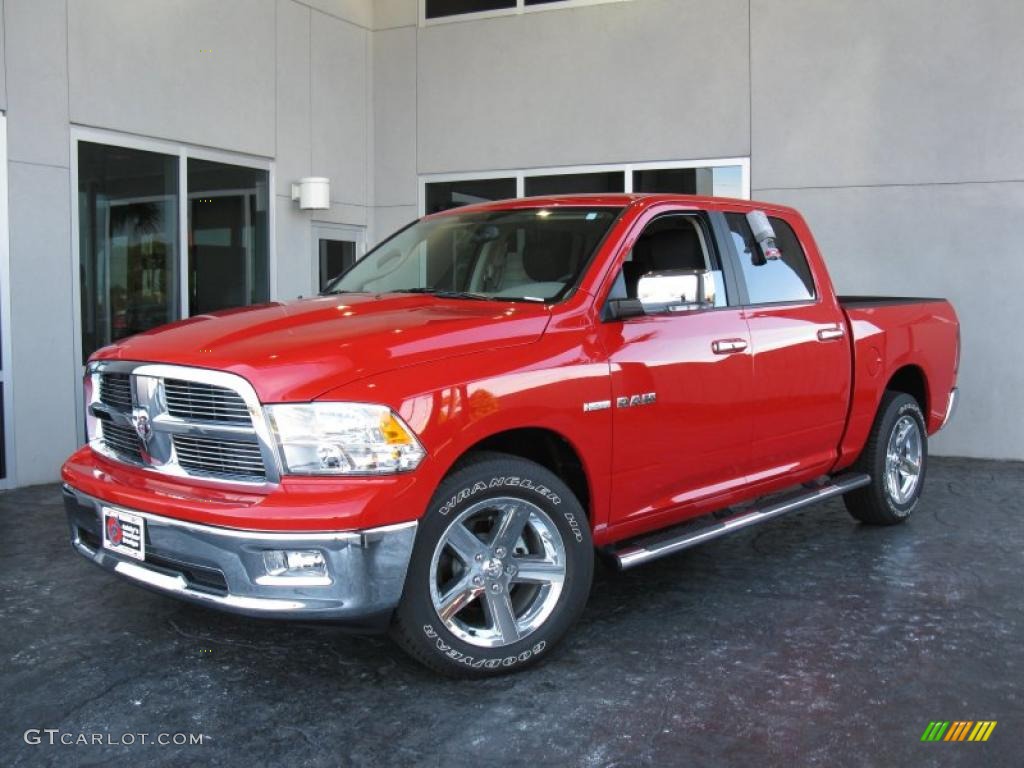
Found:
62,194 -> 959,676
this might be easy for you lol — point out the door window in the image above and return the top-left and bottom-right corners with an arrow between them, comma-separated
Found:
725,213 -> 815,304
609,215 -> 727,308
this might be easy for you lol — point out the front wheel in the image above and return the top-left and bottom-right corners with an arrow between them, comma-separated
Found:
844,391 -> 928,525
391,452 -> 593,677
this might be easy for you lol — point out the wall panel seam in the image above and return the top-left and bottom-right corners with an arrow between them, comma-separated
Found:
289,0 -> 371,31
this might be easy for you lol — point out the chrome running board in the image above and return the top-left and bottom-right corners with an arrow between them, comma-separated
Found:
612,473 -> 871,570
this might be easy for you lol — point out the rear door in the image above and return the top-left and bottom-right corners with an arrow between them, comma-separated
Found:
597,208 -> 754,532
723,211 -> 850,486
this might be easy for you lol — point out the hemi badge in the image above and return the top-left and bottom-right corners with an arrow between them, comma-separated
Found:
582,400 -> 611,412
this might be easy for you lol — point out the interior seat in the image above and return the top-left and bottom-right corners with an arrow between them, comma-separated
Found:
622,223 -> 706,298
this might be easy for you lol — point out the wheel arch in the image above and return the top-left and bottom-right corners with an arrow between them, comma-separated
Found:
449,427 -> 592,522
885,364 -> 928,416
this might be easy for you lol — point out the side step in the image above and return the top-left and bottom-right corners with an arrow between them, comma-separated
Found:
611,473 -> 871,570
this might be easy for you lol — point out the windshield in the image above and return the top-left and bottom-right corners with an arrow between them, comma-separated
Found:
326,207 -> 621,302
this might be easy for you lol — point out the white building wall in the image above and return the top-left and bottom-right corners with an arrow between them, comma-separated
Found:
2,0 -> 374,486
369,0 -> 1023,461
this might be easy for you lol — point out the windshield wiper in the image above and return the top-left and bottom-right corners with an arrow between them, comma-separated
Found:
390,288 -> 491,301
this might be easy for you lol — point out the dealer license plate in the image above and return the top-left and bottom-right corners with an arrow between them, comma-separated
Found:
101,507 -> 146,561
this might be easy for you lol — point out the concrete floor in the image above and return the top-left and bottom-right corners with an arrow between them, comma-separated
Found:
1,457 -> 1021,767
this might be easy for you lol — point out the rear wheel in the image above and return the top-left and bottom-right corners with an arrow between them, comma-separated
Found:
391,452 -> 593,677
844,391 -> 928,525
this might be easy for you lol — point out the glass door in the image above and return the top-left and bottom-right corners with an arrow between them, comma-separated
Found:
77,142 -> 180,361
313,224 -> 364,293
187,159 -> 270,314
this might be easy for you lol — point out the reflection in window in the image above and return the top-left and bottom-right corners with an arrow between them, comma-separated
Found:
425,0 -> 515,19
78,142 -> 179,362
725,213 -> 815,304
187,159 -> 269,315
425,177 -> 516,213
524,171 -> 624,197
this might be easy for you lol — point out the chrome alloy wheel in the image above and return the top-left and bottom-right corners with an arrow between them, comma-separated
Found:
885,414 -> 923,505
429,497 -> 567,648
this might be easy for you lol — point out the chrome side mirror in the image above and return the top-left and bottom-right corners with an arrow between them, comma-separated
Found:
636,269 -> 716,314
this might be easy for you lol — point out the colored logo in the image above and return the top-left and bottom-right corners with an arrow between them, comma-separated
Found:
106,516 -> 123,546
921,721 -> 997,742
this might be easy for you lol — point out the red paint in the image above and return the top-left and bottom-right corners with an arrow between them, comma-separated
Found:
63,195 -> 960,546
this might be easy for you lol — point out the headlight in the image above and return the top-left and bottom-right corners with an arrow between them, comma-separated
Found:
266,403 -> 426,475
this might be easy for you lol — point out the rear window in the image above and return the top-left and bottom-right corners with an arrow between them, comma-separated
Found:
726,213 -> 816,305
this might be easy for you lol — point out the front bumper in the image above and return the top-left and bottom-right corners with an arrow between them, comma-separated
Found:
63,484 -> 417,629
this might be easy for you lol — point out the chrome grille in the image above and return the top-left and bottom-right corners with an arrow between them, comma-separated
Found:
173,435 -> 266,480
90,365 -> 275,484
100,422 -> 143,463
164,379 -> 251,424
99,373 -> 133,410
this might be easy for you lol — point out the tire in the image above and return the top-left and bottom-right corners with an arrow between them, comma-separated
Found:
391,452 -> 593,677
844,391 -> 928,525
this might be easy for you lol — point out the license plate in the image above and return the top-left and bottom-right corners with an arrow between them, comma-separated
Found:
101,507 -> 146,561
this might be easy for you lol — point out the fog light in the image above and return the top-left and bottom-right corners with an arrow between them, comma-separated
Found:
262,549 -> 328,580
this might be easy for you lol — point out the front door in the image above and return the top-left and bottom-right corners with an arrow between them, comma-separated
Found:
598,211 -> 754,534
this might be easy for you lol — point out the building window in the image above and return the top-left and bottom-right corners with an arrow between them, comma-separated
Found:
187,159 -> 269,315
78,142 -> 180,362
419,159 -> 749,216
76,137 -> 272,363
524,171 -> 625,196
425,0 -> 514,19
633,165 -> 744,198
319,239 -> 357,292
423,0 -> 630,22
424,177 -> 516,214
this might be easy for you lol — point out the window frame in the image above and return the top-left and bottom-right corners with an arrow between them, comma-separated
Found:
720,210 -> 820,309
0,115 -> 13,488
419,157 -> 751,216
69,126 -> 276,443
421,0 -> 633,26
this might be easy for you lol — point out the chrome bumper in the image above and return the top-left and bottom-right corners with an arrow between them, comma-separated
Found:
940,387 -> 959,430
62,484 -> 417,629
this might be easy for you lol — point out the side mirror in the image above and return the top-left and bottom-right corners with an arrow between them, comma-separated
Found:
636,269 -> 717,314
604,298 -> 645,321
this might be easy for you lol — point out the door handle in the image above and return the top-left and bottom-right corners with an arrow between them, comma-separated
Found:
712,338 -> 748,355
817,326 -> 845,342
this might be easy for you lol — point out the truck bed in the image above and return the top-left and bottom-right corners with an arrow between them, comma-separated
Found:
836,294 -> 959,468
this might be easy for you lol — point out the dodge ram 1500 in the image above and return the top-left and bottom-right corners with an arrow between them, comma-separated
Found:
62,194 -> 960,676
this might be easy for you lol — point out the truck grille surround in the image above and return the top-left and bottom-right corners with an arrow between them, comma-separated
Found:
89,363 -> 279,485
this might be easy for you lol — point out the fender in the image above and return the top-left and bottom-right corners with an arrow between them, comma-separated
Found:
317,336 -> 615,533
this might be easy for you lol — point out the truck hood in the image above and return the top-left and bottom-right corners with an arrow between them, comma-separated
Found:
94,294 -> 551,401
